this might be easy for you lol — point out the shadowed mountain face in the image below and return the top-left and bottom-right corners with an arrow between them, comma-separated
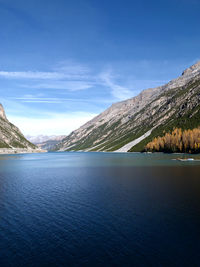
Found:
56,61 -> 200,152
0,104 -> 36,150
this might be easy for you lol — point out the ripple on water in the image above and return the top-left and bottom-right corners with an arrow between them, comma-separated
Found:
0,152 -> 200,266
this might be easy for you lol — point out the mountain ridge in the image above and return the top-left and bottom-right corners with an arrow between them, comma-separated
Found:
56,61 -> 200,152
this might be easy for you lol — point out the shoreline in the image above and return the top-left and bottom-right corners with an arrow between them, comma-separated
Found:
0,148 -> 47,155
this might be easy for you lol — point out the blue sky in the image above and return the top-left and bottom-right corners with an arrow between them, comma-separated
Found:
0,0 -> 199,135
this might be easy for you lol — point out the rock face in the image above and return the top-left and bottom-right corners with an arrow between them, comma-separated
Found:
0,104 -> 7,120
56,61 -> 200,152
0,104 -> 45,154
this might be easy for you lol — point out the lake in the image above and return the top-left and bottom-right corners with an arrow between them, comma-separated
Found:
0,152 -> 200,266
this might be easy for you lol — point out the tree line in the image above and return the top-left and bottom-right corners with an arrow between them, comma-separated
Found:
145,127 -> 200,153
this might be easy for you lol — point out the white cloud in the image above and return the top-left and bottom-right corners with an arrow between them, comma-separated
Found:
24,81 -> 93,91
0,70 -> 94,81
8,112 -> 97,135
0,62 -> 92,81
0,71 -> 66,80
0,61 -> 96,94
99,71 -> 133,100
0,60 -> 132,97
14,97 -> 94,103
0,61 -> 136,100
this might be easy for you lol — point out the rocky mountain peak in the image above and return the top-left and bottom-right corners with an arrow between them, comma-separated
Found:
182,61 -> 200,76
0,104 -> 7,120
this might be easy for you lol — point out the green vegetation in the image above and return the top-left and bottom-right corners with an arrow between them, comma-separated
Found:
0,117 -> 36,149
129,79 -> 200,152
0,141 -> 10,148
10,141 -> 26,148
129,107 -> 200,152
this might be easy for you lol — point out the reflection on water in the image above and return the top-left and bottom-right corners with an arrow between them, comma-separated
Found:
0,152 -> 200,266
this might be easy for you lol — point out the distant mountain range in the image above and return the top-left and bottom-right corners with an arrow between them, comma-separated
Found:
26,135 -> 66,151
56,61 -> 200,152
0,104 -> 44,154
26,135 -> 66,144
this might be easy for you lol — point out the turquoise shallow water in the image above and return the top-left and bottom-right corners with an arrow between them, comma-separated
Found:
0,152 -> 200,266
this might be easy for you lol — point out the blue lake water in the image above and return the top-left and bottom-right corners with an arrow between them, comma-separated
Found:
0,152 -> 200,266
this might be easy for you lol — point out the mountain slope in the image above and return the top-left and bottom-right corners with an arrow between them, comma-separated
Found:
57,61 -> 200,152
0,104 -> 45,153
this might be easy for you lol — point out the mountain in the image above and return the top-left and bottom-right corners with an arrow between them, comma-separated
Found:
26,135 -> 66,144
0,104 -> 45,154
26,135 -> 66,151
56,61 -> 200,152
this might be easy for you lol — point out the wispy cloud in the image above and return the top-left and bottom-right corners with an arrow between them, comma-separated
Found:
0,71 -> 66,80
99,70 -> 133,100
0,61 -> 91,81
23,81 -> 93,91
0,61 -> 97,94
0,70 -> 94,81
12,96 -> 113,105
0,61 -> 136,101
14,97 -> 92,103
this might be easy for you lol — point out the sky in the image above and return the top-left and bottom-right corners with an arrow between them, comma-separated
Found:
0,0 -> 200,136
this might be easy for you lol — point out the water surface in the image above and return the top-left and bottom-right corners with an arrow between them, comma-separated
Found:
0,152 -> 200,266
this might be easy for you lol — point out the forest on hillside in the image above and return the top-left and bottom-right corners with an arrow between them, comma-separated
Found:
145,128 -> 200,153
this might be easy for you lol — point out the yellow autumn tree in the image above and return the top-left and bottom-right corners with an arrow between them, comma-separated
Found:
145,127 -> 200,153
